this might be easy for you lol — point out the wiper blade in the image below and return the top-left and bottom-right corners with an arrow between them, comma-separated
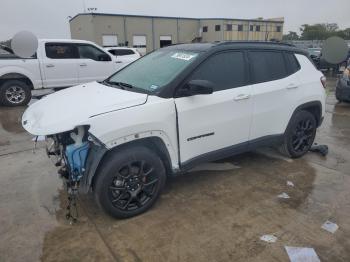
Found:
105,81 -> 134,89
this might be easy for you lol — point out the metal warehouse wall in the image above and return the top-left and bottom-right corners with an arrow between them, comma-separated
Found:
70,14 -> 284,52
125,17 -> 153,52
199,19 -> 225,42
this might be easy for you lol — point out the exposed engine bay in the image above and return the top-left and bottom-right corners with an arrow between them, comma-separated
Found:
44,126 -> 92,223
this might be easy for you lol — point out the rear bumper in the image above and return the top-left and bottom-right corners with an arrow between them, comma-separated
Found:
336,79 -> 350,101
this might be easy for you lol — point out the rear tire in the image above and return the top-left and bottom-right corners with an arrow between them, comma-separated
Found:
0,80 -> 32,107
94,145 -> 166,219
280,110 -> 317,158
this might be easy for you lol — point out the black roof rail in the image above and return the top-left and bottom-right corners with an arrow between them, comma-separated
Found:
215,41 -> 295,47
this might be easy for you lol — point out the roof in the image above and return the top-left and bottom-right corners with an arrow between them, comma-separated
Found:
69,13 -> 284,24
163,43 -> 216,52
38,39 -> 93,44
163,41 -> 307,54
104,46 -> 138,50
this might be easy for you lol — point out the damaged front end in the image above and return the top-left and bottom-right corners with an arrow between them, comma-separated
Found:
44,126 -> 107,222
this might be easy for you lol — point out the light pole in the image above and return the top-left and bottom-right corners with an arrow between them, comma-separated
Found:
82,0 -> 87,12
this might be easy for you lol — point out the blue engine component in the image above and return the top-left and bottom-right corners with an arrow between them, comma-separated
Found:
65,142 -> 90,181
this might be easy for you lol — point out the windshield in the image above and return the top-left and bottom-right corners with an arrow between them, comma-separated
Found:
106,49 -> 199,92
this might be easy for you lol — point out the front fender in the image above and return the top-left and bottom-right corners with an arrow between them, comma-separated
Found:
79,133 -> 178,194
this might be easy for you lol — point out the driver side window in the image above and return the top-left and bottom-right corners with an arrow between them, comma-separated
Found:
189,51 -> 246,91
77,44 -> 111,61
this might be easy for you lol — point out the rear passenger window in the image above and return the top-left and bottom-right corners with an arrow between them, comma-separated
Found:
284,53 -> 300,75
249,51 -> 287,84
189,51 -> 246,91
113,49 -> 135,56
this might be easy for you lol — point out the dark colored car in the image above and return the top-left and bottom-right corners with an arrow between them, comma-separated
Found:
317,49 -> 350,72
336,67 -> 350,102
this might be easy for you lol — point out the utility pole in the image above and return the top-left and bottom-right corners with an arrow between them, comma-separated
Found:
82,0 -> 87,12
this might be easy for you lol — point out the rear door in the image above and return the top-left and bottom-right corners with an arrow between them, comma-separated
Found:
42,43 -> 79,88
248,50 -> 301,141
76,44 -> 116,84
175,51 -> 253,164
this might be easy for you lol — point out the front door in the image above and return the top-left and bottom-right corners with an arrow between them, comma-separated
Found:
42,43 -> 79,88
76,44 -> 117,84
175,51 -> 253,164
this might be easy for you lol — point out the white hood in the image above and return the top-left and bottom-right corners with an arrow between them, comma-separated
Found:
22,82 -> 148,135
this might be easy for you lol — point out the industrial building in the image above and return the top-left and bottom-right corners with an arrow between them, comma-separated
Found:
70,13 -> 284,54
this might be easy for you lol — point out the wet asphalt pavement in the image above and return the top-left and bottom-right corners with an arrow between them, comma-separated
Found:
1,77 -> 350,262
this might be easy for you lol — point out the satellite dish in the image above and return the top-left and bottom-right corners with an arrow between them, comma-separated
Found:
321,36 -> 349,65
11,31 -> 38,58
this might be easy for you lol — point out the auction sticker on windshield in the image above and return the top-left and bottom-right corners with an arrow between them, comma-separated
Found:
171,52 -> 197,61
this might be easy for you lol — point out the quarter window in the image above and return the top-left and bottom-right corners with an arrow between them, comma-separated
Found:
284,52 -> 300,75
109,49 -> 135,56
249,51 -> 287,84
45,43 -> 78,59
189,52 -> 246,92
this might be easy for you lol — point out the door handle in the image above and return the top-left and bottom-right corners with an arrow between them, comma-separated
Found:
80,63 -> 87,67
46,64 -> 55,68
234,94 -> 250,101
286,83 -> 298,89
115,61 -> 123,63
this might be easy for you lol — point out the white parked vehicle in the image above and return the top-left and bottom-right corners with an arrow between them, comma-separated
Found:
0,39 -> 124,106
104,47 -> 141,65
22,42 -> 326,219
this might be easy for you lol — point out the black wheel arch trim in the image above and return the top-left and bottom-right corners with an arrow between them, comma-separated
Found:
80,136 -> 173,194
286,101 -> 323,131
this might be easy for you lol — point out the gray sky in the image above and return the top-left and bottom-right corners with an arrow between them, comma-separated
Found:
1,0 -> 349,41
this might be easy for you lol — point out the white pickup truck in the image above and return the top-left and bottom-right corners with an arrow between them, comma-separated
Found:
0,39 -> 128,106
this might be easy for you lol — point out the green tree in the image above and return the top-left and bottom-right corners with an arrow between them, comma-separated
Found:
300,23 -> 350,40
283,31 -> 299,40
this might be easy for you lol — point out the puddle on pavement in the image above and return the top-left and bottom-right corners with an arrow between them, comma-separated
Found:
0,106 -> 26,134
39,146 -> 350,261
40,152 -> 321,261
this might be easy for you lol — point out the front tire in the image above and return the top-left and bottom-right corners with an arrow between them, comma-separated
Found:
94,146 -> 166,219
0,80 -> 32,107
280,110 -> 317,158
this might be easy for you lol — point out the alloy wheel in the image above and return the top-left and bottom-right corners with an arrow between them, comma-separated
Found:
5,86 -> 26,104
108,160 -> 159,211
291,119 -> 314,153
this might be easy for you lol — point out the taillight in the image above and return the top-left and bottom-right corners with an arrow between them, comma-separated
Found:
320,76 -> 326,89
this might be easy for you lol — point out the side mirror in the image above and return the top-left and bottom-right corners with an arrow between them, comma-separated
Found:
177,80 -> 214,97
98,53 -> 112,61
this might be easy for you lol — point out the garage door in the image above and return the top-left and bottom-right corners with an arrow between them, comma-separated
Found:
102,35 -> 118,47
160,35 -> 172,48
133,35 -> 147,55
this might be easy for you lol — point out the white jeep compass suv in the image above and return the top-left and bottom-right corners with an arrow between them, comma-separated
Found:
22,42 -> 326,218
